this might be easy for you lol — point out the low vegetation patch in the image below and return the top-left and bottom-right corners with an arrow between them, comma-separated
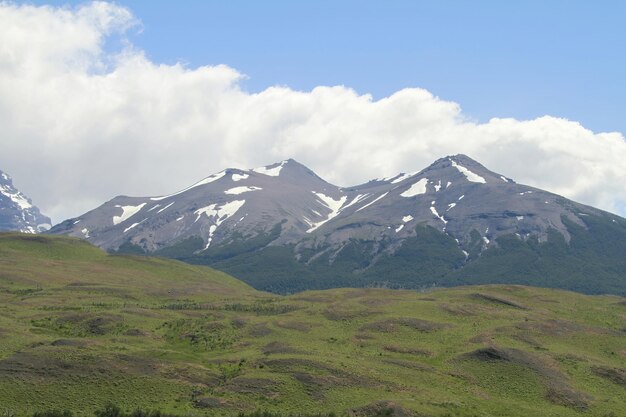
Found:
591,366 -> 626,386
348,401 -> 416,417
381,359 -> 434,372
262,341 -> 300,355
461,346 -> 591,410
31,313 -> 128,337
382,345 -> 432,356
274,320 -> 312,332
360,318 -> 450,333
470,293 -> 528,310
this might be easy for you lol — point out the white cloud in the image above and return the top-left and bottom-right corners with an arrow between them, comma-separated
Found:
0,1 -> 625,223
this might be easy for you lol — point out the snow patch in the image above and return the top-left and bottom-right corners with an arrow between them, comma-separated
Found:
232,173 -> 249,182
356,192 -> 388,212
0,184 -> 33,210
516,216 -> 524,221
124,218 -> 147,233
400,178 -> 429,197
390,172 -> 417,184
176,216 -> 184,221
430,206 -> 447,224
402,215 -> 414,223
446,181 -> 452,188
458,195 -> 465,201
151,171 -> 227,201
225,186 -> 262,195
447,203 -> 456,211
395,224 -> 404,233
205,224 -> 218,249
306,192 -> 348,233
252,160 -> 287,177
434,180 -> 442,192
147,204 -> 161,212
194,200 -> 246,249
194,200 -> 246,224
73,220 -> 81,225
341,194 -> 369,211
449,159 -> 486,183
500,176 -> 510,182
157,201 -> 175,213
81,228 -> 90,238
113,203 -> 146,225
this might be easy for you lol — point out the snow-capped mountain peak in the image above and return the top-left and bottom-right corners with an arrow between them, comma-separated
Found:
0,169 -> 51,233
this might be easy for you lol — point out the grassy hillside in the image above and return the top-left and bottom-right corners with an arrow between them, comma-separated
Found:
0,233 -> 255,300
0,233 -> 625,416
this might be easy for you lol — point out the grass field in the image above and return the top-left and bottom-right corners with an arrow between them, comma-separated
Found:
0,233 -> 624,416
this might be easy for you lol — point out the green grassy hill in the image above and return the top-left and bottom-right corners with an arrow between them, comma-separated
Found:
0,233 -> 624,416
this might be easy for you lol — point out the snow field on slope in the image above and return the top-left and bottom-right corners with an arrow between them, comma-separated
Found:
306,192 -> 348,233
400,178 -> 429,197
113,203 -> 146,225
225,186 -> 262,195
449,159 -> 486,183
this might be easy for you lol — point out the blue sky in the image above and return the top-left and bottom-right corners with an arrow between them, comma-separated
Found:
28,0 -> 626,134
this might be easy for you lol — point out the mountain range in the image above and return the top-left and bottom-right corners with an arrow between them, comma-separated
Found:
47,155 -> 626,295
0,169 -> 51,233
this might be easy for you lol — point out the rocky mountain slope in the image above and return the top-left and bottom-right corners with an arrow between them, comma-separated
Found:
49,155 -> 626,294
0,169 -> 51,233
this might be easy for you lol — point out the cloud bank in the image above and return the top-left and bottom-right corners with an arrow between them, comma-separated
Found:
1,1 -> 625,223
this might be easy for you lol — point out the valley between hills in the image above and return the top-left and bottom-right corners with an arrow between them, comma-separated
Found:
1,233 -> 624,417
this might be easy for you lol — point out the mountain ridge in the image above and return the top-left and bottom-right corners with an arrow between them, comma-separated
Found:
48,155 -> 626,295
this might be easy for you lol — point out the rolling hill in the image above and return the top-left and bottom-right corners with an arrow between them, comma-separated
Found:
1,233 -> 624,416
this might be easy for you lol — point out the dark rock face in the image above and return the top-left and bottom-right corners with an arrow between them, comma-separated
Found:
48,155 -> 626,295
0,170 -> 51,233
